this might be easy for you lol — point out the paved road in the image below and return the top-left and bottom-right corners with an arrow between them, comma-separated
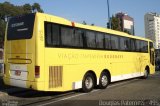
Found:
0,72 -> 160,106
36,72 -> 160,106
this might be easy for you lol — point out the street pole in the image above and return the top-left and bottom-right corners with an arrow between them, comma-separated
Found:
107,0 -> 111,29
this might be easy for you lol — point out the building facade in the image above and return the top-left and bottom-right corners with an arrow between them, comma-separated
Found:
145,12 -> 160,49
115,12 -> 135,35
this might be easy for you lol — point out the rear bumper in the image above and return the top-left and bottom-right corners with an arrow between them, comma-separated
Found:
10,78 -> 27,88
3,77 -> 45,91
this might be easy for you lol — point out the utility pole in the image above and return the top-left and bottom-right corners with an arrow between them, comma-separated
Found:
107,0 -> 111,29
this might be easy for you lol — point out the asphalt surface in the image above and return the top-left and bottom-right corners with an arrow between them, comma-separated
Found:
0,72 -> 160,106
35,72 -> 160,106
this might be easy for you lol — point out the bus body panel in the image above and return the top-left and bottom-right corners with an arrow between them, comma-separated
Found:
3,13 -> 38,89
3,13 -> 155,92
43,47 -> 152,91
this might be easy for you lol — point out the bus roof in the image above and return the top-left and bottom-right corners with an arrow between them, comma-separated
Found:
36,12 -> 152,42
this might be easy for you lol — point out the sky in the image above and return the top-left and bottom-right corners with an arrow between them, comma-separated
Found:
0,0 -> 160,37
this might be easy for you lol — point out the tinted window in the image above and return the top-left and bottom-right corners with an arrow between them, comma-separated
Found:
130,39 -> 136,51
120,37 -> 130,51
149,42 -> 153,49
74,29 -> 83,47
104,34 -> 111,49
86,31 -> 96,48
44,22 -> 149,53
111,36 -> 119,50
46,23 -> 52,46
141,41 -> 148,52
96,33 -> 104,49
61,27 -> 74,46
45,23 -> 60,46
7,13 -> 35,40
52,24 -> 60,45
136,40 -> 141,52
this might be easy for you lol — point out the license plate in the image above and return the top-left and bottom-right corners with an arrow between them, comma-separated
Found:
15,70 -> 21,76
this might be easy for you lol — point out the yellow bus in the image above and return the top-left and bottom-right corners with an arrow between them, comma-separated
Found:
3,12 -> 155,92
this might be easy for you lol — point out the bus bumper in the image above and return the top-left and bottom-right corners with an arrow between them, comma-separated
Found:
3,77 -> 45,91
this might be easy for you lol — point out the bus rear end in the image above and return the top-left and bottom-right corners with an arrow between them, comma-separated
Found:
3,13 -> 38,89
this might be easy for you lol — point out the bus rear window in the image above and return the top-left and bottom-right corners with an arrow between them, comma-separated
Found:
7,13 -> 35,40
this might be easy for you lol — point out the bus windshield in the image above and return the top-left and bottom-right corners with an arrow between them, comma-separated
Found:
7,13 -> 35,40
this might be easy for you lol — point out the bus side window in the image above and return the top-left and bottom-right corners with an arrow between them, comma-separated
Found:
51,24 -> 60,46
130,39 -> 136,51
120,37 -> 128,51
96,33 -> 104,49
61,27 -> 74,47
45,23 -> 52,46
82,31 -> 87,48
136,40 -> 141,52
104,34 -> 111,49
45,22 -> 60,47
111,36 -> 119,50
74,29 -> 83,47
86,31 -> 96,48
141,41 -> 148,53
125,38 -> 130,51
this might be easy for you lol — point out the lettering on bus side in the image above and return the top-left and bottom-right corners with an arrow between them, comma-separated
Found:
58,53 -> 124,60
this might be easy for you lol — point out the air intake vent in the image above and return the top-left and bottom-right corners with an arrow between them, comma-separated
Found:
49,66 -> 63,88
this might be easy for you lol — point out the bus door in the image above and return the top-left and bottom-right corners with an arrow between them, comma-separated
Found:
149,42 -> 155,71
5,13 -> 36,88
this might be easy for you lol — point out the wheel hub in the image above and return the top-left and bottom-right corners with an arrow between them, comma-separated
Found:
101,75 -> 108,86
85,77 -> 93,89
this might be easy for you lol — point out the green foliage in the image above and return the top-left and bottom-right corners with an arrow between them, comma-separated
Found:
0,20 -> 6,41
23,4 -> 32,13
124,29 -> 131,35
0,2 -> 44,44
82,21 -> 87,25
110,15 -> 121,31
32,3 -> 43,13
91,23 -> 94,26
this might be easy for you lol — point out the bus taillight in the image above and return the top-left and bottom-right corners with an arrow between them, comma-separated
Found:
35,66 -> 40,78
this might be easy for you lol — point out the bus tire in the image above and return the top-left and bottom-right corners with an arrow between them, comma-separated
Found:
143,69 -> 149,79
82,73 -> 95,92
99,72 -> 109,89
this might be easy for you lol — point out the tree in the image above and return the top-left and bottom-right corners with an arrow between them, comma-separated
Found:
23,4 -> 32,13
91,23 -> 95,26
0,2 -> 44,47
82,21 -> 87,25
0,20 -> 6,41
110,15 -> 121,31
32,3 -> 43,13
124,29 -> 131,35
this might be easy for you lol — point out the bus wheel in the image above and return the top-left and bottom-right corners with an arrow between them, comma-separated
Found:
143,69 -> 149,79
82,73 -> 95,92
99,72 -> 109,89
